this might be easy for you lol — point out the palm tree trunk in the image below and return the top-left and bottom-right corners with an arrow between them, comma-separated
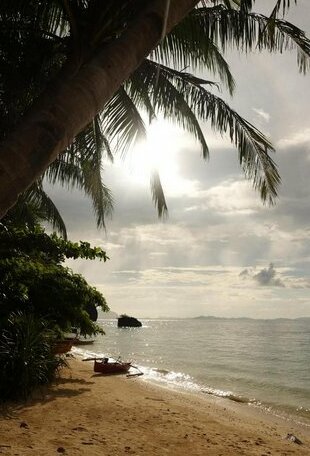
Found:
0,0 -> 199,218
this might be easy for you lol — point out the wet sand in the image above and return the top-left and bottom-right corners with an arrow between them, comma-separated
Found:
0,357 -> 309,455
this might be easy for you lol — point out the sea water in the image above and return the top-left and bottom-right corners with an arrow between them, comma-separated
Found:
75,318 -> 310,426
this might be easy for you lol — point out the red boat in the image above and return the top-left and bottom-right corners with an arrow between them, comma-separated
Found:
93,358 -> 131,375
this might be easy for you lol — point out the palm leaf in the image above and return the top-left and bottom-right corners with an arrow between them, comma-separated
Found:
46,120 -> 114,229
152,7 -> 235,94
45,152 -> 84,191
125,72 -> 157,124
102,87 -> 147,156
80,159 -> 114,229
132,60 -> 210,158
140,61 -> 280,204
150,171 -> 168,218
192,4 -> 310,72
4,182 -> 67,238
179,82 -> 279,203
25,181 -> 67,238
268,0 -> 297,18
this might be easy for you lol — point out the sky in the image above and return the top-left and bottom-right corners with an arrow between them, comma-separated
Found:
47,1 -> 310,319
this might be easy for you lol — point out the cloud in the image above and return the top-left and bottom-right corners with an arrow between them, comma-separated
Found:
240,263 -> 285,287
277,128 -> 310,149
190,179 -> 261,215
253,108 -> 270,123
253,263 -> 285,287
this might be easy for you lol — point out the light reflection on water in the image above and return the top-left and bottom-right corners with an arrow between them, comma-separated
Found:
75,318 -> 310,425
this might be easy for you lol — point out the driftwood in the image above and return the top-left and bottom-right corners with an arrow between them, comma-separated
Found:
285,434 -> 303,445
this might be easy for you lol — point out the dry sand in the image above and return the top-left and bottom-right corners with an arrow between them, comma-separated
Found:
0,357 -> 309,455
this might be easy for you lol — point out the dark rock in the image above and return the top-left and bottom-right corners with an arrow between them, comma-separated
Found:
20,422 -> 28,429
117,315 -> 142,328
57,447 -> 65,453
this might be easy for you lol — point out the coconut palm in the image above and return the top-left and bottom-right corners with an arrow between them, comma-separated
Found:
0,0 -> 309,221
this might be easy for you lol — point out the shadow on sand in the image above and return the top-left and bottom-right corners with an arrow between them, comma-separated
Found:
0,375 -> 94,419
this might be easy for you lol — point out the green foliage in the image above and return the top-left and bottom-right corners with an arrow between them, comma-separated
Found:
0,224 -> 108,263
0,222 -> 109,400
0,224 -> 109,336
0,311 -> 65,401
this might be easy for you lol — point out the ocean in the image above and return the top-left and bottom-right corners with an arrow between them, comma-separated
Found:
74,317 -> 310,426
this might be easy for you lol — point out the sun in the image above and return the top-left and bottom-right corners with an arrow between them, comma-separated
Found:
123,119 -> 197,196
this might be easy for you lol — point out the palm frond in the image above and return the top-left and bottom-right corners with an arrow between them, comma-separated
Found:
3,194 -> 40,232
125,72 -> 157,124
131,58 -> 281,204
69,115 -> 112,163
46,119 -> 114,229
268,0 -> 297,18
26,181 -> 67,239
80,160 -> 114,229
133,60 -> 210,158
150,171 -> 168,218
192,5 -> 310,72
2,177 -> 67,237
94,115 -> 114,163
152,10 -> 235,94
143,60 -> 280,203
102,87 -> 147,156
45,152 -> 84,190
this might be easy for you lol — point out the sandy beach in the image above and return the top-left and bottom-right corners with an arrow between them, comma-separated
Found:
0,357 -> 309,455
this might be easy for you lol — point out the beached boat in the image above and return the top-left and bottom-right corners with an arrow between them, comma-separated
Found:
93,358 -> 131,375
83,357 -> 143,377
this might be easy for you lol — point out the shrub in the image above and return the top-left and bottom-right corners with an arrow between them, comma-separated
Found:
0,311 -> 65,401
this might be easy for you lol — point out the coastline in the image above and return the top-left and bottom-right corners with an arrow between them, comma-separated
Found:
0,357 -> 309,455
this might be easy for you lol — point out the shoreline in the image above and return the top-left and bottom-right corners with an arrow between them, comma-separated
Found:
73,347 -> 310,430
144,375 -> 310,431
0,357 -> 309,455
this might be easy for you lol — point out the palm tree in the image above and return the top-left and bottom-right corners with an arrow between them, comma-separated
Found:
0,0 -> 309,220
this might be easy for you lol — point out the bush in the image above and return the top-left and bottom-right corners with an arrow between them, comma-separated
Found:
0,224 -> 109,336
0,311 -> 65,401
0,225 -> 109,400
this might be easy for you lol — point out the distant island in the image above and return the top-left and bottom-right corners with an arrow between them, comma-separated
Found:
194,315 -> 310,321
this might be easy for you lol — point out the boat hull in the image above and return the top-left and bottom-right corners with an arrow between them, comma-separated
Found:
94,360 -> 131,375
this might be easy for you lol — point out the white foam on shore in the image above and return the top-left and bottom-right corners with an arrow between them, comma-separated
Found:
71,345 -> 310,429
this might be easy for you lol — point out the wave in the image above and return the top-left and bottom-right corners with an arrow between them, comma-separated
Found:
72,345 -> 310,427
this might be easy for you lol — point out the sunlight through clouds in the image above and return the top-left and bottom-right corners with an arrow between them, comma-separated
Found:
49,2 -> 310,320
119,119 -> 199,196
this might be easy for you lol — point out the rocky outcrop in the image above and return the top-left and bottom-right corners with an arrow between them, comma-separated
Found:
117,315 -> 142,328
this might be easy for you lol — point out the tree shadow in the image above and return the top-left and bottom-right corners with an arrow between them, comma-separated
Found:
0,376 -> 95,417
55,376 -> 94,386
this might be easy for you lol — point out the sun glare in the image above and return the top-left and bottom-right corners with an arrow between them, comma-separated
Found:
123,120 -> 197,196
